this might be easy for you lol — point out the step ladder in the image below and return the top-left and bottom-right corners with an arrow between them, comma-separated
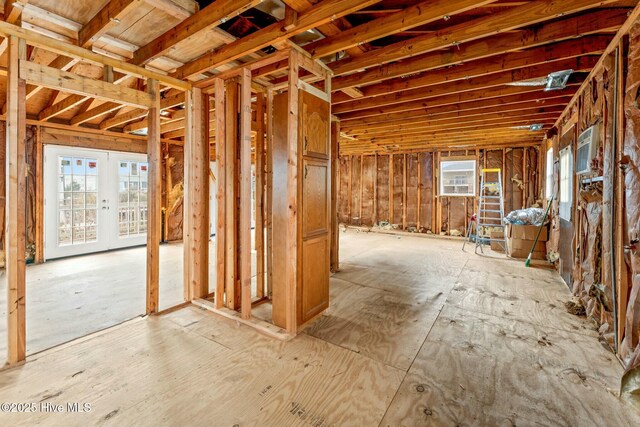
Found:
474,168 -> 506,254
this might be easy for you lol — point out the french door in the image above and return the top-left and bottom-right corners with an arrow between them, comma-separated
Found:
44,145 -> 149,260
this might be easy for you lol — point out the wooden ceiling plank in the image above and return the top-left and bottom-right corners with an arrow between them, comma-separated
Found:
79,0 -> 141,48
305,0 -> 496,59
132,0 -> 261,66
141,0 -> 196,20
331,1 -> 623,79
0,21 -> 190,90
173,0 -> 380,79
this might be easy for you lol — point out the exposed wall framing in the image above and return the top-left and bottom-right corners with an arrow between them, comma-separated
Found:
338,147 -> 540,235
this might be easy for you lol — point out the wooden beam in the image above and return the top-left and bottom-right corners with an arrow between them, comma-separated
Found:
341,95 -> 574,129
333,36 -> 610,103
184,87 -> 209,301
173,0 -> 379,79
38,94 -> 87,121
5,35 -> 27,364
305,0 -> 492,59
99,92 -> 185,129
0,20 -> 189,90
329,0 -> 619,77
69,101 -> 124,126
20,61 -> 154,108
79,0 -> 140,48
329,10 -> 627,92
333,57 -> 597,114
146,79 -> 160,314
337,83 -> 581,121
133,0 -> 260,65
4,0 -> 26,24
214,79 -> 226,309
240,68 -> 252,320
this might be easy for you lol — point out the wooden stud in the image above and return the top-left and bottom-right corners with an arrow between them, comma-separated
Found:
145,79 -> 160,314
402,153 -> 407,230
389,155 -> 393,224
184,87 -> 210,301
284,50 -> 300,333
330,119 -> 340,273
255,92 -> 266,299
34,125 -> 44,264
5,35 -> 27,364
214,79 -> 226,309
417,154 -> 421,230
266,89 -> 274,298
224,79 -> 238,310
615,40 -> 628,348
239,68 -> 252,320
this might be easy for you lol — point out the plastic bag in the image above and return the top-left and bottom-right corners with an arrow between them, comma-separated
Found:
504,207 -> 547,226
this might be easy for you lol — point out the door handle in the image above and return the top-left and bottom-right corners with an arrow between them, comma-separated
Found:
304,136 -> 309,151
304,165 -> 308,179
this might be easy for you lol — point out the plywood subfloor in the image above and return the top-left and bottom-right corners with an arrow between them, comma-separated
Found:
1,230 -> 638,426
0,239 -> 258,358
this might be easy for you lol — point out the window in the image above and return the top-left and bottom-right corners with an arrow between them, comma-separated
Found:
440,160 -> 476,196
559,146 -> 573,220
545,147 -> 554,199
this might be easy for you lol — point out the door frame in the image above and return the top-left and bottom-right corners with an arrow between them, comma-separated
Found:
44,145 -> 148,260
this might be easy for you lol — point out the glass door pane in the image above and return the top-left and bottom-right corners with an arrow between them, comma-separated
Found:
117,160 -> 149,239
56,156 -> 99,247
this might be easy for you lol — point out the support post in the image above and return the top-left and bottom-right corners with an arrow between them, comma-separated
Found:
239,68 -> 252,320
184,87 -> 209,301
146,78 -> 161,314
285,51 -> 300,333
6,35 -> 27,364
255,91 -> 266,299
215,79 -> 226,308
34,125 -> 44,263
266,89 -> 274,299
330,119 -> 340,273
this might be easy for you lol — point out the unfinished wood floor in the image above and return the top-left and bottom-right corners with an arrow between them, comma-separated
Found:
1,230 -> 638,426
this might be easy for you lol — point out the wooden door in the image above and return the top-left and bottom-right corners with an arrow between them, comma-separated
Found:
298,90 -> 330,325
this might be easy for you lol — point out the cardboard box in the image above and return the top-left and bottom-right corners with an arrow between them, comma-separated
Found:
490,229 -> 505,252
506,224 -> 548,241
506,223 -> 548,259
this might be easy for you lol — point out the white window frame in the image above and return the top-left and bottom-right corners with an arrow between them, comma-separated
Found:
439,159 -> 476,197
545,147 -> 554,199
559,146 -> 573,221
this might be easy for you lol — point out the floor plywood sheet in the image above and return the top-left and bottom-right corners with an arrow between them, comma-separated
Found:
1,230 -> 638,426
